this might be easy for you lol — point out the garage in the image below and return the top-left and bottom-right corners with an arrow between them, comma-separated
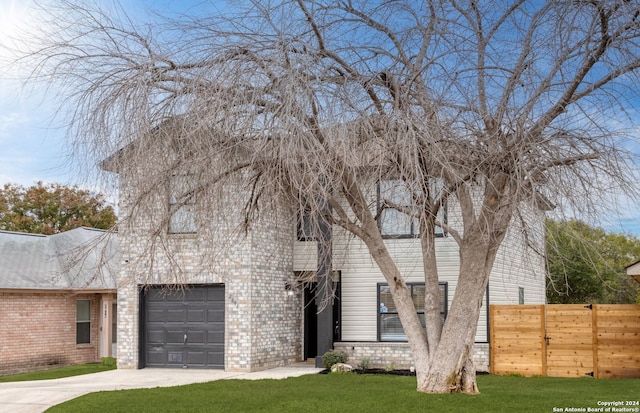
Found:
141,284 -> 224,369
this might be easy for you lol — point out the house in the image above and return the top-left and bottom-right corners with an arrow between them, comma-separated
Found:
626,260 -> 640,284
0,227 -> 118,375
105,127 -> 548,373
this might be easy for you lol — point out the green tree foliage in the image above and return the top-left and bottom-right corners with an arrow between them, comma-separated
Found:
0,182 -> 116,235
546,219 -> 640,304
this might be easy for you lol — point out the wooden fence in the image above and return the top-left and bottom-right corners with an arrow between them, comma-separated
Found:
489,304 -> 640,378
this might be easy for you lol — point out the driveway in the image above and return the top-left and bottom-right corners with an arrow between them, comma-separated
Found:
0,365 -> 323,413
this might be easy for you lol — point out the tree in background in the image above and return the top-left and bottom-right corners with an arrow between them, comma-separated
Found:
0,182 -> 116,234
546,219 -> 640,304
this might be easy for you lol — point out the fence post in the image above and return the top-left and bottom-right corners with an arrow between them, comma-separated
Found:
591,304 -> 599,379
489,304 -> 495,374
540,305 -> 547,377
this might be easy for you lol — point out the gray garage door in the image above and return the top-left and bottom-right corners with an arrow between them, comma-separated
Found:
143,285 -> 224,369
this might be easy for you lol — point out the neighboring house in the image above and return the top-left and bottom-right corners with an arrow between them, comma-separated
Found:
0,227 -> 118,375
626,260 -> 640,284
105,129 -> 548,373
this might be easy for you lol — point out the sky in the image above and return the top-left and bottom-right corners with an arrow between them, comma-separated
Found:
0,1 -> 64,186
0,0 -> 205,189
1,0 -> 640,236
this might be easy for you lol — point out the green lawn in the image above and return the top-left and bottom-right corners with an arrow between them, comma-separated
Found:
47,373 -> 640,413
0,359 -> 116,383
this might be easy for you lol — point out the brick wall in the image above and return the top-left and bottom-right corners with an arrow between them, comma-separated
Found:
245,201 -> 300,370
333,342 -> 490,372
115,284 -> 139,369
0,291 -> 102,376
115,166 -> 303,371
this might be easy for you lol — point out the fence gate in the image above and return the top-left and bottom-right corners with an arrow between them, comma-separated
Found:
489,305 -> 546,376
490,304 -> 640,378
545,304 -> 594,377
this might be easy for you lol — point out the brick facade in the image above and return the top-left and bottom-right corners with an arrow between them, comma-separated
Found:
0,291 -> 102,375
333,342 -> 490,372
245,205 -> 301,370
115,170 -> 302,371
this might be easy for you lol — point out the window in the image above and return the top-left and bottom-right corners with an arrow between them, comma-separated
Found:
112,303 -> 117,345
169,175 -> 196,234
377,179 -> 446,238
377,282 -> 447,341
297,208 -> 315,241
76,300 -> 91,344
519,287 -> 525,305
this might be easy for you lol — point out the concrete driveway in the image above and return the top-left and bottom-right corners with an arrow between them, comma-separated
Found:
0,365 -> 323,413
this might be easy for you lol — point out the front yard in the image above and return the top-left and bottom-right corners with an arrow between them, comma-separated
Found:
47,373 -> 640,413
0,359 -> 116,383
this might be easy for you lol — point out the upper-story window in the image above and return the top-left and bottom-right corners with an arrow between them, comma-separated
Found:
297,208 -> 315,241
377,179 -> 446,238
169,175 -> 197,234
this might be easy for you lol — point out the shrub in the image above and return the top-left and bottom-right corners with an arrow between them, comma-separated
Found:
321,350 -> 348,369
101,357 -> 117,367
356,357 -> 371,371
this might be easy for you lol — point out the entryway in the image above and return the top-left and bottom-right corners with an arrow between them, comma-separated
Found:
303,275 -> 341,360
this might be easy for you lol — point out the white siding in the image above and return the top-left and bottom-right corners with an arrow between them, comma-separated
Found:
295,233 -> 466,342
488,206 -> 547,307
293,202 -> 547,345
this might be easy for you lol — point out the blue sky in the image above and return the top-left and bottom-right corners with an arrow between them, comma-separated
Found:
1,0 -> 640,237
0,0 -> 209,188
0,1 -> 65,185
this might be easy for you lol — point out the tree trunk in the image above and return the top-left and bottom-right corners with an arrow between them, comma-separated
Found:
421,221 -> 443,359
344,176 -> 503,394
418,235 -> 498,393
357,220 -> 433,382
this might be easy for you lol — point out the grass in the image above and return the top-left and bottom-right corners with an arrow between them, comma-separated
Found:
0,358 -> 116,383
46,373 -> 640,413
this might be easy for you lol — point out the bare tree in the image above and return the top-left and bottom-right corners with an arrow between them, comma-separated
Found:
13,0 -> 640,393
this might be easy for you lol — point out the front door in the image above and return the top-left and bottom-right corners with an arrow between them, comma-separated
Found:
304,279 -> 341,360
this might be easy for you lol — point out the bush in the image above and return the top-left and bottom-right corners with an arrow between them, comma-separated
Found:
101,357 -> 117,367
356,357 -> 371,371
321,350 -> 348,369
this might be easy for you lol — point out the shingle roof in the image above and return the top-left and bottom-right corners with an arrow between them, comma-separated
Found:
0,227 -> 118,290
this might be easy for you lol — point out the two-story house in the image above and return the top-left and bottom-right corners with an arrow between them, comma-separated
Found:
104,125 -> 547,373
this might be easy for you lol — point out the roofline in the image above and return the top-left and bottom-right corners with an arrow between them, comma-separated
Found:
0,227 -> 113,238
49,226 -> 114,237
0,230 -> 47,238
0,288 -> 117,294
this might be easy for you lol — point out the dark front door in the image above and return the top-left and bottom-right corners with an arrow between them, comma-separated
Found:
304,280 -> 341,360
141,285 -> 224,369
